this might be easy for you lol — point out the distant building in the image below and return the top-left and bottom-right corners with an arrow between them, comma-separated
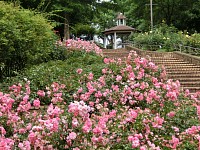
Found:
102,13 -> 135,49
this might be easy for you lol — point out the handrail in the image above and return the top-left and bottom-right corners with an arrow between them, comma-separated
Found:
123,41 -> 200,56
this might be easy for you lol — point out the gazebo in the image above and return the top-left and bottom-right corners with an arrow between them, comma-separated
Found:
102,13 -> 135,49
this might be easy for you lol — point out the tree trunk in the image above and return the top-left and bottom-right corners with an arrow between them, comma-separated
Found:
64,12 -> 70,41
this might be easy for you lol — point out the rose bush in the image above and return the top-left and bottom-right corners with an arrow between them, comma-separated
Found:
0,40 -> 200,149
1,41 -> 105,105
65,39 -> 103,55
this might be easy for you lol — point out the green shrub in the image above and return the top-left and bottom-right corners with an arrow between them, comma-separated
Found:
187,33 -> 200,48
0,1 -> 56,79
130,23 -> 200,52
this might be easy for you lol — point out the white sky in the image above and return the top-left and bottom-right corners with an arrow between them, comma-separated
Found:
97,0 -> 111,3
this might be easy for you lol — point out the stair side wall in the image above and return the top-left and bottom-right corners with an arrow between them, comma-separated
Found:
125,46 -> 174,58
126,46 -> 200,65
173,52 -> 200,66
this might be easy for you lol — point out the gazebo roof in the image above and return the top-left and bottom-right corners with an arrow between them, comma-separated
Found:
102,25 -> 135,35
117,13 -> 126,19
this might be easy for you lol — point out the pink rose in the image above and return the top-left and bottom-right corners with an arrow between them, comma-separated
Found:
102,68 -> 107,74
33,99 -> 40,108
28,132 -> 36,144
76,68 -> 83,74
167,111 -> 176,118
37,90 -> 45,97
116,75 -> 122,82
88,73 -> 94,80
103,58 -> 110,64
68,132 -> 77,140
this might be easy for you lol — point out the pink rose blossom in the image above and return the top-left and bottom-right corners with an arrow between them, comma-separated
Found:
76,68 -> 83,74
169,136 -> 179,149
167,111 -> 176,118
72,118 -> 79,128
77,87 -> 83,93
92,126 -> 103,135
28,132 -> 36,144
152,115 -> 164,128
23,95 -> 29,102
104,58 -> 110,64
0,126 -> 6,135
197,105 -> 200,119
18,128 -> 26,134
88,73 -> 94,80
68,132 -> 77,140
33,99 -> 40,108
82,118 -> 92,133
102,68 -> 107,74
0,138 -> 14,149
116,75 -> 122,82
37,90 -> 45,97
128,72 -> 135,80
131,137 -> 140,148
18,141 -> 31,150
140,146 -> 147,150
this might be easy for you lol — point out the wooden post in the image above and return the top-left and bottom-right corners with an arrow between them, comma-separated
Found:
114,32 -> 117,49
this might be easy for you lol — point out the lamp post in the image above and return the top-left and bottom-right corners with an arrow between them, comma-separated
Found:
150,0 -> 153,31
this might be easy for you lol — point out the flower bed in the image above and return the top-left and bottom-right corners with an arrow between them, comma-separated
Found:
0,40 -> 200,149
65,39 -> 103,55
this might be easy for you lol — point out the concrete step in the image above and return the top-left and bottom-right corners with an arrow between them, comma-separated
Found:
141,52 -> 174,58
165,65 -> 200,69
159,63 -> 198,66
151,58 -> 183,62
168,74 -> 200,78
155,62 -> 190,66
150,56 -> 178,60
103,51 -> 130,58
180,81 -> 200,87
166,68 -> 200,71
154,60 -> 187,63
182,86 -> 200,93
153,60 -> 185,63
172,77 -> 200,82
167,70 -> 200,74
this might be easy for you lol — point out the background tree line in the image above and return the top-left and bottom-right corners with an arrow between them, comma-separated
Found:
2,0 -> 200,37
114,0 -> 200,33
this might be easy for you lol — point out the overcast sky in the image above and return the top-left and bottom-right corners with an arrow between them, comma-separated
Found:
97,0 -> 111,3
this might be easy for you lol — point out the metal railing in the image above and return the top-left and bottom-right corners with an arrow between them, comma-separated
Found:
174,45 -> 200,56
123,42 -> 200,56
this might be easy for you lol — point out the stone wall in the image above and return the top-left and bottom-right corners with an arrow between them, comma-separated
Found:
126,46 -> 174,58
126,45 -> 200,65
173,51 -> 200,66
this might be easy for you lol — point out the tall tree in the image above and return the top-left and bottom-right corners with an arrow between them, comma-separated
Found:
3,0 -> 98,39
113,0 -> 200,32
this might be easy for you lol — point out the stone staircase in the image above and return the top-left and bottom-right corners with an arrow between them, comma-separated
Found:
102,49 -> 130,60
103,48 -> 200,94
149,53 -> 200,93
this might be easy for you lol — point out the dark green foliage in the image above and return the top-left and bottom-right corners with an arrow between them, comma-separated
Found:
73,24 -> 95,37
0,1 -> 56,79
